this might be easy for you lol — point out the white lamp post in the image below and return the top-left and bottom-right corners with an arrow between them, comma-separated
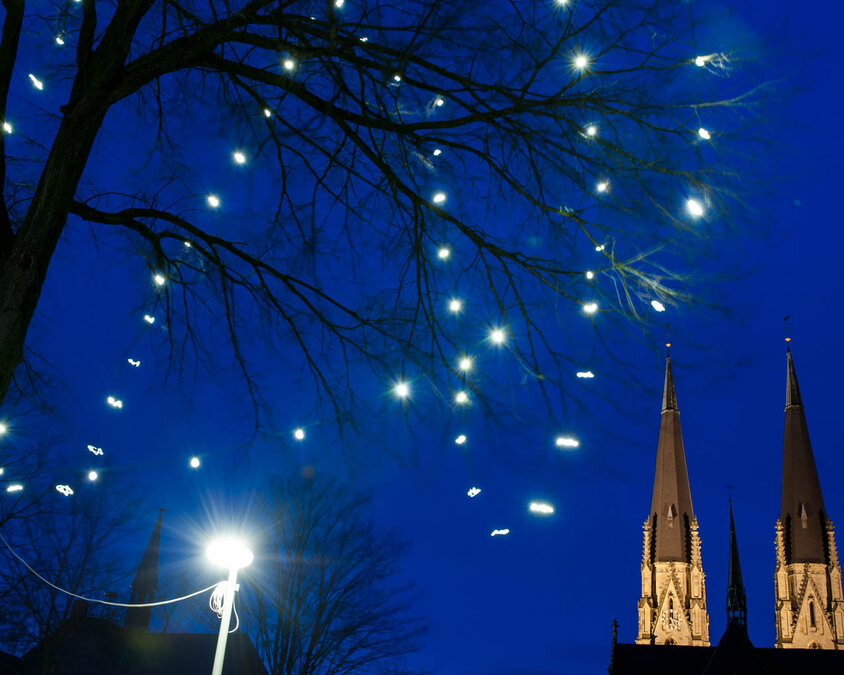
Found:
206,537 -> 253,675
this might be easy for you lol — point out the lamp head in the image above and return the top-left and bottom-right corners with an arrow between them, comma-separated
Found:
207,537 -> 254,570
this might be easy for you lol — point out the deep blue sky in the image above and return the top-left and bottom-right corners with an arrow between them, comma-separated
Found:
2,1 -> 844,674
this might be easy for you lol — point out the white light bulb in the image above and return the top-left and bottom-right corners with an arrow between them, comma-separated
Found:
128,359 -> 141,367
556,0 -> 569,5
586,125 -> 597,137
207,194 -> 220,208
467,486 -> 481,497
283,59 -> 295,72
698,127 -> 711,140
184,241 -> 191,248
686,198 -> 704,217
455,390 -> 469,405
437,246 -> 451,260
432,192 -> 446,204
263,108 -> 273,118
458,357 -> 473,372
55,36 -> 65,45
394,382 -> 410,398
585,270 -> 594,280
143,314 -> 155,324
28,74 -> 43,90
455,435 -> 467,445
393,74 -> 402,82
555,436 -> 580,448
448,298 -> 463,313
695,55 -> 706,67
0,422 -> 6,434
529,501 -> 555,515
190,456 -> 200,469
595,244 -> 605,252
87,445 -> 104,456
88,470 -> 98,482
6,484 -> 23,493
293,427 -> 305,441
359,36 -> 368,42
489,328 -> 506,345
56,484 -> 74,497
432,148 -> 442,156
334,0 -> 344,7
106,396 -> 123,409
153,273 -> 166,286
435,97 -> 445,107
583,302 -> 598,314
576,371 -> 595,378
2,122 -> 11,134
490,528 -> 510,537
596,181 -> 609,193
651,300 -> 666,312
233,151 -> 246,164
573,54 -> 589,70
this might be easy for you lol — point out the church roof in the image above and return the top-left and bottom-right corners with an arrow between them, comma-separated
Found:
649,355 -> 695,563
781,347 -> 827,564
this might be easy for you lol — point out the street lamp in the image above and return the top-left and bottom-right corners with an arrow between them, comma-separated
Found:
207,537 -> 253,675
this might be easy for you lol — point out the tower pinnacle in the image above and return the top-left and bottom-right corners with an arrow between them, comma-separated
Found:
124,513 -> 162,631
726,501 -> 747,629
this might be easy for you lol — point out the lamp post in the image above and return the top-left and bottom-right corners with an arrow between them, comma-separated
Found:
206,537 -> 253,675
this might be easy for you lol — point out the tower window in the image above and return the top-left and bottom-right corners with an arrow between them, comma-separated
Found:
809,601 -> 816,629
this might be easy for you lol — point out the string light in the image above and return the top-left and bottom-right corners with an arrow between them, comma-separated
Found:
698,128 -> 711,140
263,108 -> 273,118
576,371 -> 595,378
106,396 -> 123,409
595,244 -> 605,252
555,436 -> 580,448
432,148 -> 442,156
56,485 -> 74,497
28,74 -> 43,90
529,501 -> 554,515
334,0 -> 344,7
143,314 -> 155,324
359,36 -> 369,42
206,194 -> 220,208
455,434 -> 467,445
87,471 -> 98,482
283,58 -> 296,72
585,270 -> 594,280
87,445 -> 103,456
0,422 -> 6,434
651,300 -> 666,312
0,468 -> 4,476
184,241 -> 191,247
458,356 -> 473,372
153,273 -> 166,286
573,54 -> 589,70
490,529 -> 510,537
455,390 -> 470,405
128,359 -> 141,367
686,198 -> 704,217
448,298 -> 463,313
582,302 -> 598,314
232,151 -> 246,164
437,246 -> 451,260
189,456 -> 201,469
489,328 -> 506,345
695,55 -> 707,67
432,192 -> 446,204
6,484 -> 23,493
556,0 -> 569,5
467,487 -> 481,497
585,125 -> 597,137
596,180 -> 609,193
434,97 -> 445,107
293,427 -> 305,441
2,122 -> 10,134
394,382 -> 410,399
393,74 -> 402,82
55,36 -> 64,45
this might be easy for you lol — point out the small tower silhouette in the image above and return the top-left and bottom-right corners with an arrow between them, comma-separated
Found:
124,513 -> 163,632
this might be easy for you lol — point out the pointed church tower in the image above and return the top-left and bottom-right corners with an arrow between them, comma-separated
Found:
774,344 -> 844,649
124,513 -> 163,632
636,351 -> 709,646
726,500 -> 747,630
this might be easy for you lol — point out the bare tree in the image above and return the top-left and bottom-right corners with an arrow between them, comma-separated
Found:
242,476 -> 425,674
0,0 -> 758,418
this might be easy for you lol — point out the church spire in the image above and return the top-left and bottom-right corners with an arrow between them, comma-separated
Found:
781,347 -> 826,563
726,501 -> 747,629
124,513 -> 163,631
650,354 -> 695,562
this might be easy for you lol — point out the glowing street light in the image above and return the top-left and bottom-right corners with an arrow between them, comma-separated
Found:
207,537 -> 253,675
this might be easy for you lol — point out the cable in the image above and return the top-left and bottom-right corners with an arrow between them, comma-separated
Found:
0,531 -> 218,608
209,581 -> 241,633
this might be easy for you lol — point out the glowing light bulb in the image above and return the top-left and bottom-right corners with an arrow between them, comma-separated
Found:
55,36 -> 64,45
283,59 -> 296,71
582,302 -> 598,314
489,328 -> 506,345
595,244 -> 605,252
2,122 -> 11,134
143,314 -> 155,324
585,270 -> 594,280
529,501 -> 554,515
573,54 -> 589,70
435,97 -> 445,107
293,427 -> 305,441
106,396 -> 123,409
455,434 -> 467,445
596,181 -> 609,193
556,0 -> 569,5
695,55 -> 706,67
555,436 -> 580,448
6,484 -> 23,493
458,357 -> 473,372
467,486 -> 481,497
490,528 -> 510,537
586,125 -> 597,137
0,423 -> 6,434
87,470 -> 98,482
576,371 -> 595,378
233,151 -> 246,164
56,484 -> 74,496
190,456 -> 200,469
448,298 -> 463,313
393,74 -> 402,82
28,74 -> 43,90
437,246 -> 451,260
207,194 -> 220,208
698,127 -> 711,140
0,467 -> 3,476
651,300 -> 666,312
334,0 -> 344,7
432,148 -> 442,156
359,36 -> 368,42
455,390 -> 470,405
87,445 -> 103,456
184,241 -> 191,247
686,198 -> 704,217
394,382 -> 410,399
263,108 -> 273,118
153,273 -> 166,286
432,192 -> 446,204
128,359 -> 141,367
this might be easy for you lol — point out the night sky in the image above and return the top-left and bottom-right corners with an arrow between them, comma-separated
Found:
2,0 -> 844,674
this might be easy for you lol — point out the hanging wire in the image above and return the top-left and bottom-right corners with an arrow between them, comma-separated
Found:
0,531 -> 218,608
208,580 -> 242,633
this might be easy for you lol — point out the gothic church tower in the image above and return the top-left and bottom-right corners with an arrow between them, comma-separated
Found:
636,353 -> 709,646
774,345 -> 844,649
